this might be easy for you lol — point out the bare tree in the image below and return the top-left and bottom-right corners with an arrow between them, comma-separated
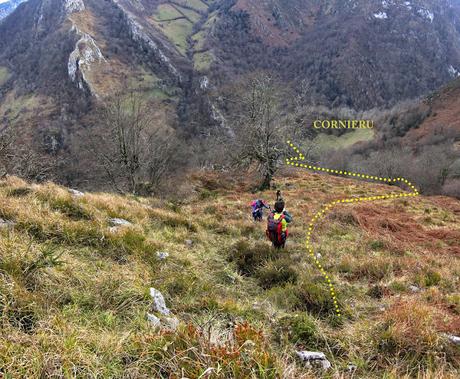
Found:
233,73 -> 286,190
88,91 -> 176,194
0,126 -> 57,181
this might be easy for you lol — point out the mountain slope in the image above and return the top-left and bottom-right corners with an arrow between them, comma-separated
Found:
0,0 -> 27,19
209,0 -> 460,108
2,0 -> 460,187
0,170 -> 459,377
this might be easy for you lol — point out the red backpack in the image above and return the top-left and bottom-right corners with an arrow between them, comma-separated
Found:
266,213 -> 285,243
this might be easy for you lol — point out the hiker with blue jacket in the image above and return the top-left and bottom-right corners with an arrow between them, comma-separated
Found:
251,199 -> 270,221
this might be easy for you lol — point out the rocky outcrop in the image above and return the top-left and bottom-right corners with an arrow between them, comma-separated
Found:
147,287 -> 179,331
109,218 -> 132,227
64,0 -> 85,14
68,26 -> 105,96
112,0 -> 181,82
296,351 -> 331,370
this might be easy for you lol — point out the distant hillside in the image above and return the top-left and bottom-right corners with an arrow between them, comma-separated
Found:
2,0 -> 460,187
0,0 -> 27,19
211,0 -> 460,109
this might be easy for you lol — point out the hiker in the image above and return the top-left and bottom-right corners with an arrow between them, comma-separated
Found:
251,199 -> 270,222
266,191 -> 293,249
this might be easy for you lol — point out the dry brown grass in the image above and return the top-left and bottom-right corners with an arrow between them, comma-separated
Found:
0,171 -> 459,378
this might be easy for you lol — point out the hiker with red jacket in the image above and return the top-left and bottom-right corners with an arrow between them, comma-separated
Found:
266,191 -> 293,249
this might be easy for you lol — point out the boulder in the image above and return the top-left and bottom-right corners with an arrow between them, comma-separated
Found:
68,189 -> 84,197
446,334 -> 460,345
409,285 -> 421,293
109,218 -> 132,227
147,288 -> 179,331
0,218 -> 15,229
296,351 -> 331,370
156,251 -> 169,260
147,313 -> 161,328
185,239 -> 193,247
150,287 -> 170,316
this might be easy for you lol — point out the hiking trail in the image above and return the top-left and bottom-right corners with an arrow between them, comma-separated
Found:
285,141 -> 420,318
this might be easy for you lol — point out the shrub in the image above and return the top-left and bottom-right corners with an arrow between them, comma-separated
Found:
227,240 -> 279,275
353,257 -> 395,282
293,278 -> 337,317
278,314 -> 319,347
416,269 -> 442,288
369,240 -> 385,250
367,285 -> 386,299
255,259 -> 298,289
37,192 -> 93,221
6,187 -> 32,197
375,301 -> 448,370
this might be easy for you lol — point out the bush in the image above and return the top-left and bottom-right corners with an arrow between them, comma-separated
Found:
293,278 -> 337,317
6,187 -> 32,197
416,269 -> 442,288
369,240 -> 385,251
278,314 -> 319,347
36,191 -> 93,221
375,301 -> 452,370
227,240 -> 279,276
255,259 -> 298,289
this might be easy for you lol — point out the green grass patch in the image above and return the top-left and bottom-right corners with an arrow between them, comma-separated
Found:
153,4 -> 183,21
175,0 -> 209,12
154,18 -> 192,55
175,4 -> 201,22
194,51 -> 214,71
0,66 -> 10,86
315,129 -> 375,151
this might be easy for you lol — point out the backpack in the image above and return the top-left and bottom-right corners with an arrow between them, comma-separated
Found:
266,213 -> 285,243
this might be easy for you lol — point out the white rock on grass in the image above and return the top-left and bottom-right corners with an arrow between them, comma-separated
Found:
147,288 -> 179,331
446,334 -> 460,345
296,351 -> 331,370
156,252 -> 169,260
109,218 -> 132,227
164,317 -> 179,330
147,313 -> 160,328
68,189 -> 84,197
347,363 -> 357,372
409,285 -> 421,293
0,218 -> 15,229
150,288 -> 170,316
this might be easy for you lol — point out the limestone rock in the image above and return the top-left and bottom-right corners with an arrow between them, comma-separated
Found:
296,351 -> 331,370
147,313 -> 160,328
68,188 -> 84,197
0,218 -> 16,229
156,251 -> 169,260
109,218 -> 132,227
150,287 -> 170,316
64,0 -> 85,14
409,285 -> 421,293
446,334 -> 460,345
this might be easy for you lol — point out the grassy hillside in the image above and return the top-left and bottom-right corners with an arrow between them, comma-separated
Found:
0,170 -> 459,378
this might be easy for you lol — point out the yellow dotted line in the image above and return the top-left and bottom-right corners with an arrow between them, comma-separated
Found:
286,141 -> 420,318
